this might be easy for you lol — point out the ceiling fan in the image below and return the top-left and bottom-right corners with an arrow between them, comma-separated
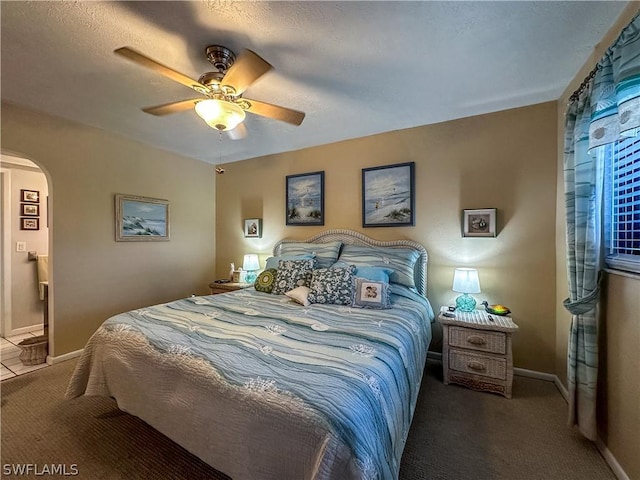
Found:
114,45 -> 305,139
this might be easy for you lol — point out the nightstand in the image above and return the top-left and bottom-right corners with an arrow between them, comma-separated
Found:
208,281 -> 253,295
438,307 -> 518,398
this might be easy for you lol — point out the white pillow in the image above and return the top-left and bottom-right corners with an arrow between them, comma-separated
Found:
285,286 -> 311,306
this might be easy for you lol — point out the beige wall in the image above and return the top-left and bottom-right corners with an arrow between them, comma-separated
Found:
1,102 -> 216,356
217,101 -> 558,373
555,4 -> 640,479
600,273 -> 640,480
1,163 -> 49,332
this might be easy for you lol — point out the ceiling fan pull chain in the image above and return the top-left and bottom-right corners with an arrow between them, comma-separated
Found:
215,131 -> 225,174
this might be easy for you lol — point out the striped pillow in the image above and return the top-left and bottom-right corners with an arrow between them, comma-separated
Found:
337,245 -> 420,290
278,241 -> 342,269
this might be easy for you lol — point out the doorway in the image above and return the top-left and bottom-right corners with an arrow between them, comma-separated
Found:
0,154 -> 50,380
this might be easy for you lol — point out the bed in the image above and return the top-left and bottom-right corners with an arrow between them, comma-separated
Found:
67,229 -> 434,480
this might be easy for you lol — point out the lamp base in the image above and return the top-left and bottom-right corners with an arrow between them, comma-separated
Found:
455,293 -> 476,312
245,271 -> 257,284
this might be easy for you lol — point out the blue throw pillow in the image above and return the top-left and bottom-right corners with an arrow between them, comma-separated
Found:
355,266 -> 393,283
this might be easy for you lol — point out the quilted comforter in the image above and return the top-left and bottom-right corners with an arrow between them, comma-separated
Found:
67,286 -> 433,480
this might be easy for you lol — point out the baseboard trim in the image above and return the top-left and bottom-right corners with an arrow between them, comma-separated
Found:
426,351 -> 442,362
46,348 -> 83,365
596,438 -> 630,480
554,376 -> 569,401
512,366 -> 555,381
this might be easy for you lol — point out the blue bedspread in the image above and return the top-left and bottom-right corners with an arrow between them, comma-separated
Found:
101,286 -> 433,479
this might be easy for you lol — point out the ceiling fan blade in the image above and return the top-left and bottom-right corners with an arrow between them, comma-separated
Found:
115,47 -> 209,95
226,122 -> 248,140
222,49 -> 272,95
243,98 -> 305,126
142,99 -> 202,116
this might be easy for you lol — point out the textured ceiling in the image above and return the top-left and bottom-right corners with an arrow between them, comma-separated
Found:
0,1 -> 628,165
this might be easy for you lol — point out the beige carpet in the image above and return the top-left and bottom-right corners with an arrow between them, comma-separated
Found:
1,359 -> 615,480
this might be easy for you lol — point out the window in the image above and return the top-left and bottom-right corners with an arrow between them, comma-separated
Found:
603,136 -> 640,273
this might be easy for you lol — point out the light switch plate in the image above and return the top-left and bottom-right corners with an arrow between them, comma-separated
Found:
16,241 -> 26,252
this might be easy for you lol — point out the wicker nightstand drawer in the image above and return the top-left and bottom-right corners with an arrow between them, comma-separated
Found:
449,327 -> 506,355
449,350 -> 507,380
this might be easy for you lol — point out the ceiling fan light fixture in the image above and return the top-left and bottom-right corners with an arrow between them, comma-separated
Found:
195,99 -> 246,131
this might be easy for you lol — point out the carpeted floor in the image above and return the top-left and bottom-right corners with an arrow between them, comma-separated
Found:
1,359 -> 615,480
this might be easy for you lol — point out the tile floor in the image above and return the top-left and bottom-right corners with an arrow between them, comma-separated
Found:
1,329 -> 48,381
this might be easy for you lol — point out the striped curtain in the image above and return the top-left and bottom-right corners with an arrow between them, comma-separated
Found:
564,13 -> 640,441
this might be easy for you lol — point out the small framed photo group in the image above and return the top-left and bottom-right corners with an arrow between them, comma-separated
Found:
20,189 -> 40,230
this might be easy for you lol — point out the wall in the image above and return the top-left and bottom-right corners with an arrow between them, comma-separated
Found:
1,161 -> 49,332
555,4 -> 640,479
1,102 -> 217,356
600,272 -> 640,480
216,102 -> 558,373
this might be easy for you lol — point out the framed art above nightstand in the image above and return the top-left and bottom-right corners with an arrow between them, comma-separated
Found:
438,306 -> 518,398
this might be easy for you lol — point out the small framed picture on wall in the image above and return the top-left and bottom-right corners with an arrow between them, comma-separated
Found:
21,204 -> 40,216
462,208 -> 497,237
20,189 -> 40,203
244,218 -> 262,238
21,218 -> 40,230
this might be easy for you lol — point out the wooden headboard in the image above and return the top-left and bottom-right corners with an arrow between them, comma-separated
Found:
273,229 -> 428,297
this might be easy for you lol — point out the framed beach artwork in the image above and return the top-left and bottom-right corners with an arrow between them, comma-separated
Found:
286,171 -> 324,226
362,162 -> 415,227
115,194 -> 170,242
462,208 -> 497,237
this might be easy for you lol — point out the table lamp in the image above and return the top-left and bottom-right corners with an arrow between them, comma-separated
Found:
242,254 -> 260,283
452,268 -> 481,312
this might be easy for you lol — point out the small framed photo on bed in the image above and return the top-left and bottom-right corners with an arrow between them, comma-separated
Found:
286,171 -> 324,226
115,194 -> 170,242
244,218 -> 262,238
462,208 -> 497,237
21,203 -> 40,216
362,162 -> 415,227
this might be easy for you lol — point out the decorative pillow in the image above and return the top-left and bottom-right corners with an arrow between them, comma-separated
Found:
265,254 -> 315,270
355,266 -> 394,283
272,259 -> 317,295
337,245 -> 420,290
307,265 -> 356,305
331,262 -> 393,283
278,241 -> 342,269
352,277 -> 392,309
285,286 -> 311,306
254,268 -> 278,293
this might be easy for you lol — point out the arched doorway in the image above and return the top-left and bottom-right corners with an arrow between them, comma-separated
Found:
1,153 -> 51,379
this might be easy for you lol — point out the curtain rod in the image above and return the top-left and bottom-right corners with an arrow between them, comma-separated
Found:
569,65 -> 600,103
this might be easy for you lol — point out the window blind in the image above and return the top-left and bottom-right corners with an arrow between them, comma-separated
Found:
604,136 -> 640,273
